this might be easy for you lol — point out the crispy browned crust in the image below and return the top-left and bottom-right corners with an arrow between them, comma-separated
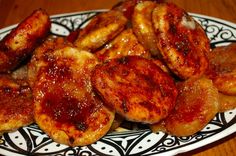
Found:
132,1 -> 160,57
152,3 -> 209,79
33,47 -> 114,146
0,9 -> 51,72
164,77 -> 219,136
92,56 -> 178,124
0,75 -> 33,133
74,10 -> 127,52
206,43 -> 236,95
28,37 -> 70,88
95,29 -> 151,61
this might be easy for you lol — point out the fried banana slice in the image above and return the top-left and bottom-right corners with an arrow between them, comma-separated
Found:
0,75 -> 33,134
213,71 -> 236,95
132,1 -> 160,56
33,47 -> 114,146
206,43 -> 236,95
28,37 -> 70,88
157,77 -> 219,136
92,56 -> 178,124
95,29 -> 151,61
0,9 -> 51,72
112,0 -> 139,20
112,0 -> 163,20
152,3 -> 209,79
74,10 -> 127,52
218,93 -> 236,112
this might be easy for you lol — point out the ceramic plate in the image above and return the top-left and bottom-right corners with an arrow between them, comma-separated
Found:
0,10 -> 235,156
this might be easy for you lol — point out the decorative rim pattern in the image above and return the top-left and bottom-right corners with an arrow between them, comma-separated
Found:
0,11 -> 235,156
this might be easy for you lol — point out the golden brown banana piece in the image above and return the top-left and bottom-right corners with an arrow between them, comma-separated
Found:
112,0 -> 141,20
33,46 -> 114,146
132,1 -> 160,56
152,3 -> 209,79
0,75 -> 33,134
74,10 -> 127,52
0,9 -> 51,72
151,77 -> 219,136
112,0 -> 164,20
218,93 -> 236,112
95,29 -> 151,61
92,56 -> 178,124
28,37 -> 71,88
206,43 -> 236,96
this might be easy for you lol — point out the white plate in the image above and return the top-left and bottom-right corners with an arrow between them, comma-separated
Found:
0,10 -> 235,156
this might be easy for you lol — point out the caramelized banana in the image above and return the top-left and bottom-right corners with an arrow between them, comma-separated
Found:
0,9 -> 51,72
33,47 -> 114,146
157,77 -> 219,136
0,1 -> 231,146
132,1 -> 160,56
0,75 -> 33,134
152,3 -> 209,79
112,0 -> 163,20
74,10 -> 127,52
112,0 -> 140,20
95,29 -> 151,61
28,37 -> 70,88
206,43 -> 236,95
218,93 -> 236,112
92,56 -> 178,124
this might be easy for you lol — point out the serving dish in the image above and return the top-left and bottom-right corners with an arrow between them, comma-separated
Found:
0,10 -> 235,156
